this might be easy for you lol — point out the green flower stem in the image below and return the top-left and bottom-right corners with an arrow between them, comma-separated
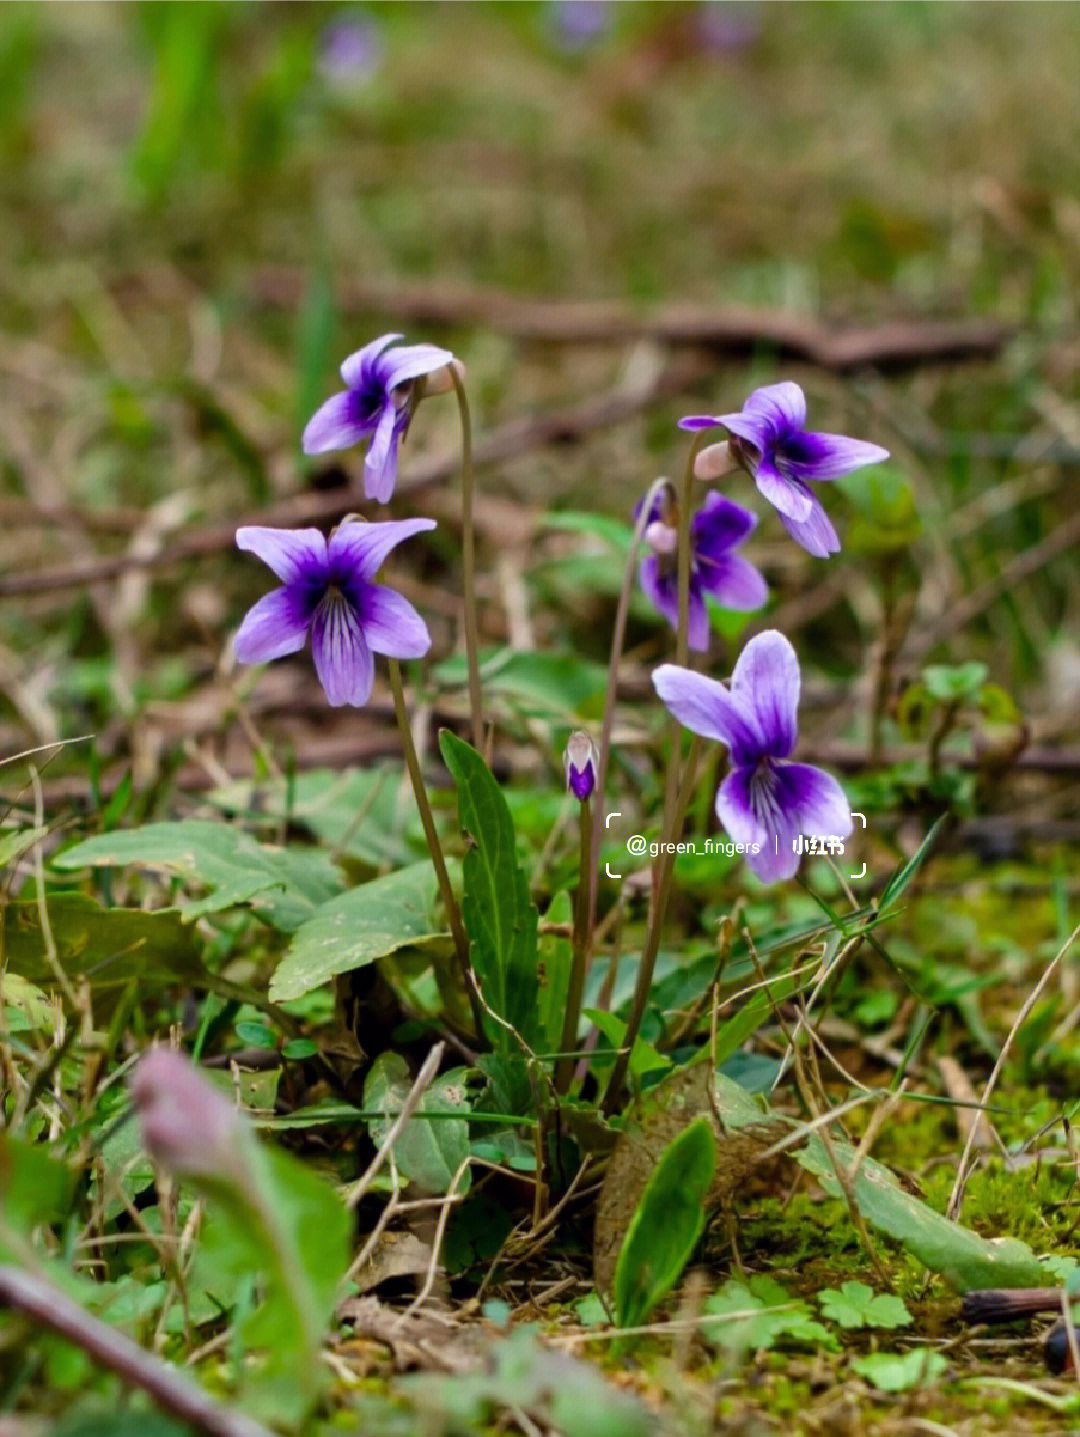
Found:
554,796 -> 592,1094
602,736 -> 701,1114
662,433 -> 705,835
584,477 -> 671,961
386,658 -> 485,1037
451,368 -> 485,753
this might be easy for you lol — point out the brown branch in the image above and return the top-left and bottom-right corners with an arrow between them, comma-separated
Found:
0,355 -> 706,600
0,1265 -> 275,1437
251,266 -> 1014,372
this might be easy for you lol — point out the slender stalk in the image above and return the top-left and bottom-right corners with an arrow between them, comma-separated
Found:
554,797 -> 592,1094
386,658 -> 485,1037
604,438 -> 707,1112
584,476 -> 671,959
602,738 -> 701,1113
451,368 -> 485,753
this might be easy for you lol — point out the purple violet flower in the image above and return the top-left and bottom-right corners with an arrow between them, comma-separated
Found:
680,382 -> 889,558
564,730 -> 598,802
653,629 -> 852,883
637,486 -> 768,650
303,334 -> 455,503
233,518 -> 435,707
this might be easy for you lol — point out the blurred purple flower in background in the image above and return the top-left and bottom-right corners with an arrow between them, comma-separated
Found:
303,334 -> 454,502
637,485 -> 767,650
654,629 -> 852,882
233,518 -> 435,707
550,0 -> 613,50
681,382 -> 889,558
319,13 -> 383,88
697,2 -> 763,54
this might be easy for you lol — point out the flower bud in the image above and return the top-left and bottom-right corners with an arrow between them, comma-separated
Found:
564,731 -> 598,803
419,356 -> 466,397
644,520 -> 678,555
129,1048 -> 251,1188
693,440 -> 736,482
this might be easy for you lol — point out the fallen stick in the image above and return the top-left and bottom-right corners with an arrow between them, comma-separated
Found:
0,1265 -> 275,1437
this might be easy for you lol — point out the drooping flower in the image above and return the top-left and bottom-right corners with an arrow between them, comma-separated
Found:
653,629 -> 852,882
302,334 -> 455,503
680,382 -> 889,558
636,485 -> 768,651
564,730 -> 598,801
233,518 -> 435,707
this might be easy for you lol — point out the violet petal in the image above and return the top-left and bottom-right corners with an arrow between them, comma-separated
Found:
340,333 -> 402,387
652,664 -> 759,762
233,588 -> 311,664
236,526 -> 327,584
778,497 -> 841,558
302,390 -> 370,455
696,552 -> 769,611
328,517 -> 437,581
311,596 -> 375,706
730,629 -> 800,758
361,584 -> 431,658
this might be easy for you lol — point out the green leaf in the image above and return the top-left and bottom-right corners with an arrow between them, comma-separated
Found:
797,1134 -> 1045,1290
2,894 -> 202,994
538,509 -> 635,553
701,1275 -> 835,1353
209,766 -> 410,868
439,731 -> 539,1046
879,813 -> 949,907
851,1349 -> 947,1392
54,820 -> 343,932
712,965 -> 808,1067
434,648 -> 607,720
923,661 -> 988,702
364,1051 -> 471,1195
584,1009 -> 671,1077
0,825 -> 48,868
269,862 -> 444,1002
613,1115 -> 716,1328
0,1133 -> 76,1258
818,1280 -> 912,1330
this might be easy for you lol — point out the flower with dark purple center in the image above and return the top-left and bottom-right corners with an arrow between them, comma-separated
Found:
564,731 -> 598,802
636,485 -> 768,650
653,629 -> 852,882
303,334 -> 455,503
680,382 -> 889,558
233,518 -> 435,707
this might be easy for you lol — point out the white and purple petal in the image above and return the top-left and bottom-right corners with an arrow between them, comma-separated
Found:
328,516 -> 437,582
730,629 -> 800,759
678,414 -> 723,432
236,527 -> 328,586
775,761 -> 853,841
742,381 -> 807,434
652,665 -> 760,762
697,553 -> 768,611
232,588 -> 311,664
780,430 -> 890,483
340,333 -> 402,388
363,403 -> 402,502
778,497 -> 841,558
375,341 -> 455,392
361,583 -> 432,658
715,765 -> 801,883
302,390 -> 373,455
753,462 -> 815,523
311,595 -> 375,707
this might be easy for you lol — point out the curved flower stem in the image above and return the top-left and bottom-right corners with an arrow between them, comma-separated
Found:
554,796 -> 592,1095
603,434 -> 705,1113
584,477 -> 672,963
386,658 -> 485,1037
451,368 -> 485,754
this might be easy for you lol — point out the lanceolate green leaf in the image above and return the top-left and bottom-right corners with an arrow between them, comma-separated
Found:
269,862 -> 444,1002
439,731 -> 539,1047
613,1114 -> 717,1329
